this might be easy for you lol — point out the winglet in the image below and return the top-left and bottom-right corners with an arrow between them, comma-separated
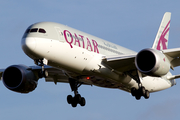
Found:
152,12 -> 171,50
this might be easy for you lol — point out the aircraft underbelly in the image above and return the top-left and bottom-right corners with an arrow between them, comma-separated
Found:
85,76 -> 172,93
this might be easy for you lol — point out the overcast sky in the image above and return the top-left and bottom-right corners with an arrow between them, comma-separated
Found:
1,1 -> 180,120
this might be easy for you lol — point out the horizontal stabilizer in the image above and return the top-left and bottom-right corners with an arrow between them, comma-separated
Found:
167,74 -> 180,80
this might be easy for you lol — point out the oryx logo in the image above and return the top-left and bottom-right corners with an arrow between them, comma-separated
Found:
157,21 -> 170,50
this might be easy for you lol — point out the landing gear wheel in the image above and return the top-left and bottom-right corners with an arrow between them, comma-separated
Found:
71,98 -> 78,108
80,97 -> 86,106
140,86 -> 146,96
67,94 -> 86,107
144,90 -> 150,99
38,70 -> 48,78
135,94 -> 141,100
131,87 -> 150,100
131,87 -> 137,96
35,59 -> 48,78
67,95 -> 73,104
75,94 -> 81,103
43,70 -> 48,78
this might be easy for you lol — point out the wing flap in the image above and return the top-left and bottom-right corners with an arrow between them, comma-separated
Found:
28,65 -> 70,83
44,67 -> 69,84
103,53 -> 137,72
40,66 -> 91,85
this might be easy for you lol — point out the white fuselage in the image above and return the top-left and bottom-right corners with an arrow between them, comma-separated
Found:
21,22 -> 175,93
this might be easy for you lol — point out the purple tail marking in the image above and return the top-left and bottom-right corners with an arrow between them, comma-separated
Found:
157,21 -> 170,50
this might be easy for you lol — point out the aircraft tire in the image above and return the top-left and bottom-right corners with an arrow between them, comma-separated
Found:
131,87 -> 137,96
75,94 -> 81,103
135,94 -> 141,100
140,86 -> 146,96
80,97 -> 86,106
144,90 -> 150,99
38,70 -> 48,78
71,100 -> 77,108
67,95 -> 73,104
43,70 -> 48,78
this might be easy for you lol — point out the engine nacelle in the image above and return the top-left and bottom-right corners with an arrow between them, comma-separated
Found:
135,48 -> 170,76
2,65 -> 38,93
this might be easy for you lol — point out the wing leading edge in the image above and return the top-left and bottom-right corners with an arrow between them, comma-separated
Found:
103,48 -> 180,73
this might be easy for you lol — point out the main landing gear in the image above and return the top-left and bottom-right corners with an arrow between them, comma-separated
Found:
131,86 -> 150,100
127,70 -> 150,100
67,78 -> 86,107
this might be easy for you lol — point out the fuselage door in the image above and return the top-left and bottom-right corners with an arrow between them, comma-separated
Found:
55,27 -> 64,42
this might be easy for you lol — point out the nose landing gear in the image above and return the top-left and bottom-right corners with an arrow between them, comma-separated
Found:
34,59 -> 48,78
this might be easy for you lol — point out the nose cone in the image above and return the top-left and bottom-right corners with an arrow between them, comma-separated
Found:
21,37 -> 37,58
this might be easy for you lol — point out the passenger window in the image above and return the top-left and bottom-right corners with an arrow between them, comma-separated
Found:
39,28 -> 46,33
30,28 -> 38,32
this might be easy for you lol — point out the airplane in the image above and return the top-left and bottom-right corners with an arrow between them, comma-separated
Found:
1,12 -> 180,108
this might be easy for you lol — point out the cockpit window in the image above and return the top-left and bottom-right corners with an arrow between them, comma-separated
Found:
30,28 -> 38,32
39,28 -> 46,33
25,29 -> 30,33
24,28 -> 46,34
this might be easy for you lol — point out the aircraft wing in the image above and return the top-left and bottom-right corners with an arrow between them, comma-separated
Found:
28,66 -> 76,83
103,48 -> 180,74
0,66 -> 69,82
44,67 -> 69,84
103,53 -> 137,72
0,65 -> 92,85
31,66 -> 70,84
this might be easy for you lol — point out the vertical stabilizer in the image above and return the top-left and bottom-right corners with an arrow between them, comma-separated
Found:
152,12 -> 171,50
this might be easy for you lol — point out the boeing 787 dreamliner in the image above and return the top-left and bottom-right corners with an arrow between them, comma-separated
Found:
1,12 -> 179,107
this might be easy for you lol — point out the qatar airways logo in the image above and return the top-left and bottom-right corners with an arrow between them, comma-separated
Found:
64,30 -> 99,53
157,21 -> 170,50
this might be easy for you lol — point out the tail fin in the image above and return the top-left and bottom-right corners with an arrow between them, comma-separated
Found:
152,12 -> 171,50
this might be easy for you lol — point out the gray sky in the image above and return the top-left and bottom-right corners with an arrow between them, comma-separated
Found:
0,1 -> 180,120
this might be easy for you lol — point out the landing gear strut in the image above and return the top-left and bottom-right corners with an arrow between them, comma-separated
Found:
34,59 -> 48,78
127,70 -> 150,100
67,78 -> 86,107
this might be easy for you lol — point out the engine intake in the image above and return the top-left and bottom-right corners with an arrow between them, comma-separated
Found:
135,48 -> 170,76
2,65 -> 38,93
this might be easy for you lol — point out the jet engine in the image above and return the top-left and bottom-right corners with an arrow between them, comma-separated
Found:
135,48 -> 170,76
2,65 -> 38,93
